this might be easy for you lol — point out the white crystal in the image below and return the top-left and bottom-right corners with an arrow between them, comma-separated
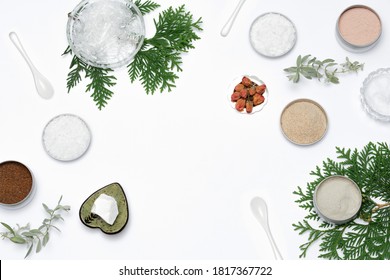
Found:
70,0 -> 143,67
91,194 -> 119,225
365,74 -> 390,116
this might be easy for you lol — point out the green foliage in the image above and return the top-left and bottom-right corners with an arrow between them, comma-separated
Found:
85,66 -> 117,110
293,142 -> 390,259
0,196 -> 70,258
63,48 -> 116,110
64,1 -> 202,109
284,55 -> 364,84
134,0 -> 160,15
128,5 -> 202,94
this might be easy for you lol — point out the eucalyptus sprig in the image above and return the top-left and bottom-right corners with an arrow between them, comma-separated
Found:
284,55 -> 364,84
0,196 -> 70,258
293,142 -> 390,260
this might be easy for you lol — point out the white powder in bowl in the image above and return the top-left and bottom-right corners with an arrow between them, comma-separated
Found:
250,12 -> 297,57
314,176 -> 362,223
361,68 -> 390,120
42,114 -> 91,161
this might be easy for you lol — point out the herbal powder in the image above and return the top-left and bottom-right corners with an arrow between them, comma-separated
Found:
0,161 -> 33,205
280,99 -> 328,145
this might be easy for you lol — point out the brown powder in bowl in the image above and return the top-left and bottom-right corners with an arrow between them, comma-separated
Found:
338,6 -> 381,46
0,161 -> 33,205
280,99 -> 328,145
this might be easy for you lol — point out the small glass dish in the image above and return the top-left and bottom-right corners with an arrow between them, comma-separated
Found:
67,0 -> 145,69
249,12 -> 297,58
360,68 -> 390,122
336,5 -> 382,53
228,75 -> 268,114
42,114 -> 92,162
0,161 -> 36,209
280,99 -> 328,146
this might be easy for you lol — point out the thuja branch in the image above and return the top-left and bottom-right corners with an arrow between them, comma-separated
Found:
128,5 -> 202,94
63,1 -> 202,109
293,142 -> 390,260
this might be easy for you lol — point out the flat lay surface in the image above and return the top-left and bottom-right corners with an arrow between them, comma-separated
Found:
0,0 -> 389,260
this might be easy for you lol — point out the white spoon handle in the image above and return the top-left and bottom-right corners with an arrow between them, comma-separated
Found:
9,32 -> 37,73
220,0 -> 247,37
263,225 -> 283,260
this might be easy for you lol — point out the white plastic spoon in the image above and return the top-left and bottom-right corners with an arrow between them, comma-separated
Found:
250,196 -> 283,260
9,32 -> 54,99
220,0 -> 247,37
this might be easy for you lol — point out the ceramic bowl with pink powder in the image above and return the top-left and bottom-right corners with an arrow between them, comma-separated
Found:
336,5 -> 382,52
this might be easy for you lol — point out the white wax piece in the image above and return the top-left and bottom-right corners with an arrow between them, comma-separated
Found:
91,194 -> 119,226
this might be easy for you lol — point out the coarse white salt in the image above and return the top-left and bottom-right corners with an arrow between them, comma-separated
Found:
42,114 -> 91,161
250,12 -> 297,57
67,0 -> 145,68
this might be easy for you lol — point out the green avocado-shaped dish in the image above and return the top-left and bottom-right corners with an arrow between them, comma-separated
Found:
79,182 -> 129,234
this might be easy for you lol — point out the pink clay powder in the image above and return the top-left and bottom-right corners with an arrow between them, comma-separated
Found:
338,6 -> 381,46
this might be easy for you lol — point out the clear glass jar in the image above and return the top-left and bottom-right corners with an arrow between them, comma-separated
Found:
361,68 -> 390,122
67,0 -> 145,69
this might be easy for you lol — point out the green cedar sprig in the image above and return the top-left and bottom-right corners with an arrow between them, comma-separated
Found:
0,196 -> 70,258
128,5 -> 203,94
284,55 -> 364,84
134,0 -> 160,15
63,0 -> 160,110
293,142 -> 390,260
64,1 -> 202,109
62,47 -> 117,110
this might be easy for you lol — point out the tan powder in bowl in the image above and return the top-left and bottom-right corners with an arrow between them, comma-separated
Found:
280,99 -> 328,145
338,6 -> 381,46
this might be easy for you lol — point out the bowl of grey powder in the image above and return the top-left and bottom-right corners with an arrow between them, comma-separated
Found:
313,176 -> 362,225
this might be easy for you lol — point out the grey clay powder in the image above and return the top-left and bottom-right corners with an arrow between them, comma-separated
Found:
315,176 -> 361,222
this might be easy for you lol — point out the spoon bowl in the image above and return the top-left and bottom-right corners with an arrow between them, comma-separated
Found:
250,196 -> 283,260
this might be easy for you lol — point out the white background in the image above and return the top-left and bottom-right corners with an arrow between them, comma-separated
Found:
0,0 -> 389,260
